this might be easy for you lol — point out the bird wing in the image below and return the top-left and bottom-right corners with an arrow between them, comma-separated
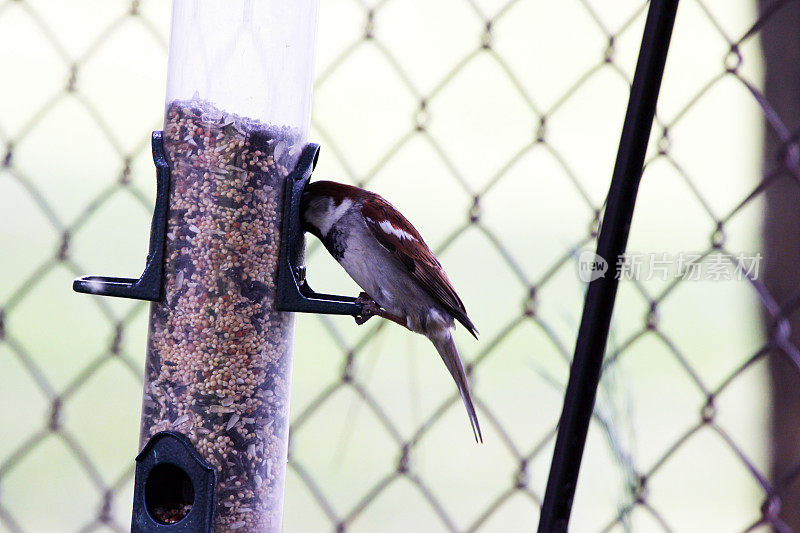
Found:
361,195 -> 478,338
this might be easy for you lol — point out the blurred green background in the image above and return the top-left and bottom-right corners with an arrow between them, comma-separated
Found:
0,0 -> 777,531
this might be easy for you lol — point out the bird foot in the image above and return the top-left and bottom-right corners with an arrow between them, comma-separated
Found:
354,292 -> 409,330
355,292 -> 380,325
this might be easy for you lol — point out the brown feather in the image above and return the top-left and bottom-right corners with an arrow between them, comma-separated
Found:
360,194 -> 478,338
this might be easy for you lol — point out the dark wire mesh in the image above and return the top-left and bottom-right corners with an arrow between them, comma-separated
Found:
1,0 -> 799,531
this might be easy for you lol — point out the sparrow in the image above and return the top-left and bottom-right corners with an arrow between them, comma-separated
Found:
301,180 -> 482,442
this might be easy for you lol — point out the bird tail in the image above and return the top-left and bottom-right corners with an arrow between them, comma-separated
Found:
431,330 -> 483,443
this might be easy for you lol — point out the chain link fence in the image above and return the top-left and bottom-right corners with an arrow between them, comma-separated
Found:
1,0 -> 799,531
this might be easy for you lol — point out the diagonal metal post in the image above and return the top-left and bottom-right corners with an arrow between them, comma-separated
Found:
537,1 -> 680,531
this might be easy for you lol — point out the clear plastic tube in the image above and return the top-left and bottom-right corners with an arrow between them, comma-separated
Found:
140,1 -> 318,531
165,0 -> 317,139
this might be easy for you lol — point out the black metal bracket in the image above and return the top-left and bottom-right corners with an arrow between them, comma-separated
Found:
132,431 -> 216,532
275,143 -> 364,316
72,130 -> 171,301
72,134 -> 360,314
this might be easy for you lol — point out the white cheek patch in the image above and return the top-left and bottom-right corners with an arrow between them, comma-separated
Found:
319,198 -> 353,237
378,219 -> 416,241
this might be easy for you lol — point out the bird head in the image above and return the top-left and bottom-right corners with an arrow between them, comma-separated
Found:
301,180 -> 363,238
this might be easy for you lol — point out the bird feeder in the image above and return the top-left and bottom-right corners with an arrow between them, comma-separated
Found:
143,1 -> 318,530
73,0 -> 334,530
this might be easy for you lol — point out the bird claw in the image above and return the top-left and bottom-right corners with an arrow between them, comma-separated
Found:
354,292 -> 409,330
356,292 -> 373,304
355,292 -> 380,325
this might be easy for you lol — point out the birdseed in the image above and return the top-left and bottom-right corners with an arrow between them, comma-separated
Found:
141,97 -> 301,532
152,503 -> 193,524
